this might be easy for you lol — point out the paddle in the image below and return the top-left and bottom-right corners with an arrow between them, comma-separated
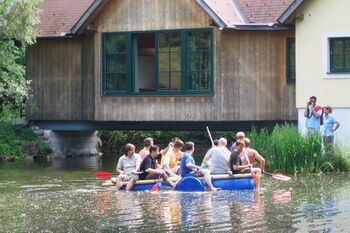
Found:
264,172 -> 291,182
151,175 -> 162,192
242,151 -> 258,187
95,171 -> 112,179
206,126 -> 214,145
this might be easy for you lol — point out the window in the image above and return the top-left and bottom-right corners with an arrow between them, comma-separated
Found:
102,29 -> 213,95
286,38 -> 295,83
329,37 -> 350,73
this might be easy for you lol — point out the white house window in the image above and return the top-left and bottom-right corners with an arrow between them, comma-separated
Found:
329,37 -> 350,73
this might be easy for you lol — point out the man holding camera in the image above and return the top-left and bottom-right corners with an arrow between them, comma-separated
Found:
304,96 -> 323,135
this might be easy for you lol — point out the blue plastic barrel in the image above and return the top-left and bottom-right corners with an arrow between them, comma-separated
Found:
176,176 -> 205,192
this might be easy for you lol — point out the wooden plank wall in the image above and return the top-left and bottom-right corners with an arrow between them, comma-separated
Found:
93,0 -> 297,121
26,39 -> 83,120
26,0 -> 296,122
81,34 -> 96,120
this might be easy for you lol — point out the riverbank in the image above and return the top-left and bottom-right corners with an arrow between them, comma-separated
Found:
0,122 -> 51,162
99,124 -> 350,174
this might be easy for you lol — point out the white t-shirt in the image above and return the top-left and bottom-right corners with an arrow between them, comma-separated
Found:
117,153 -> 141,175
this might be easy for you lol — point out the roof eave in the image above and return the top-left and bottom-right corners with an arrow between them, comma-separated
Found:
71,0 -> 108,35
195,0 -> 227,30
226,23 -> 292,31
278,0 -> 305,24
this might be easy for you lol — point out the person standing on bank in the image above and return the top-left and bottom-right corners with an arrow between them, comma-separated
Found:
322,106 -> 340,154
304,96 -> 323,135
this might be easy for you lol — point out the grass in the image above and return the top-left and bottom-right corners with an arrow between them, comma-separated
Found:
248,124 -> 350,174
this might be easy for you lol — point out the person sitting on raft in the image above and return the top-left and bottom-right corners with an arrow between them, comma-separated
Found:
242,138 -> 265,173
180,141 -> 221,191
114,143 -> 142,191
161,139 -> 184,177
138,137 -> 153,161
229,140 -> 261,190
200,138 -> 219,169
138,145 -> 179,189
203,137 -> 231,174
230,131 -> 245,152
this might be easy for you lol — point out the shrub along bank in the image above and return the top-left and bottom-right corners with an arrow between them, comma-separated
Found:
99,124 -> 350,174
248,124 -> 350,174
0,123 -> 51,162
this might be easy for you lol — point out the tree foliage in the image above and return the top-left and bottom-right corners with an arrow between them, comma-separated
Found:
0,0 -> 41,121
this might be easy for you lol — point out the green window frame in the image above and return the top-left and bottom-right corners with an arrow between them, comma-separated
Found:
286,38 -> 295,83
102,28 -> 213,96
330,37 -> 350,73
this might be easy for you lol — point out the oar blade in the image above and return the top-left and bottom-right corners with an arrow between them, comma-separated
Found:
151,183 -> 159,192
272,174 -> 291,182
95,171 -> 111,179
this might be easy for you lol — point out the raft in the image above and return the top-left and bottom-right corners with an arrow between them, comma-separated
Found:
102,173 -> 255,191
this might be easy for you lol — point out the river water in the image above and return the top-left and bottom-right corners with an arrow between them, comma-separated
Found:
0,154 -> 350,233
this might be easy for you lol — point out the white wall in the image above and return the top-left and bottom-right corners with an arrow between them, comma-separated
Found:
298,108 -> 350,145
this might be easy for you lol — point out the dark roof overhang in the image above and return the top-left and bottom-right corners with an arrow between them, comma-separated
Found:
71,0 -> 109,35
195,0 -> 227,29
278,0 -> 305,24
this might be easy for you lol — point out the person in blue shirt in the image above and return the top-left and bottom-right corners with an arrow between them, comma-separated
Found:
304,96 -> 322,135
180,141 -> 220,191
322,106 -> 340,155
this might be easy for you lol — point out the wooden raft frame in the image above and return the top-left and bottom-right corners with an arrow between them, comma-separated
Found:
102,173 -> 252,187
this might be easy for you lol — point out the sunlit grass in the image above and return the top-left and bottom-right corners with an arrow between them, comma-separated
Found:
248,124 -> 350,175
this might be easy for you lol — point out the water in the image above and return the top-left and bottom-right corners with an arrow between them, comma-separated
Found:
0,155 -> 350,232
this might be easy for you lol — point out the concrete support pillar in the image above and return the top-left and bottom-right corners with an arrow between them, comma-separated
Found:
45,130 -> 102,158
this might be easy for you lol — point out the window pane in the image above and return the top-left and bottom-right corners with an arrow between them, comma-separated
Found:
333,55 -> 344,69
106,73 -> 127,91
170,72 -> 181,90
345,55 -> 350,68
106,74 -> 118,91
187,71 -> 210,91
188,32 -> 210,51
170,52 -> 181,71
106,54 -> 117,73
159,53 -> 169,71
187,52 -> 209,72
117,55 -> 126,72
171,32 -> 181,52
117,35 -> 127,52
117,73 -> 127,91
333,40 -> 343,54
199,72 -> 209,90
105,34 -> 126,53
159,72 -> 169,89
159,33 -> 169,53
345,40 -> 350,54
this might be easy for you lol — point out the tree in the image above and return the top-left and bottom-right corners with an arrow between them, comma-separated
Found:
0,0 -> 41,121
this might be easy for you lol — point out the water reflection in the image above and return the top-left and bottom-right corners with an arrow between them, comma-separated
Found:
1,157 -> 350,232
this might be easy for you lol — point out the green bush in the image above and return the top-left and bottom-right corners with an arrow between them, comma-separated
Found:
0,122 -> 51,161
